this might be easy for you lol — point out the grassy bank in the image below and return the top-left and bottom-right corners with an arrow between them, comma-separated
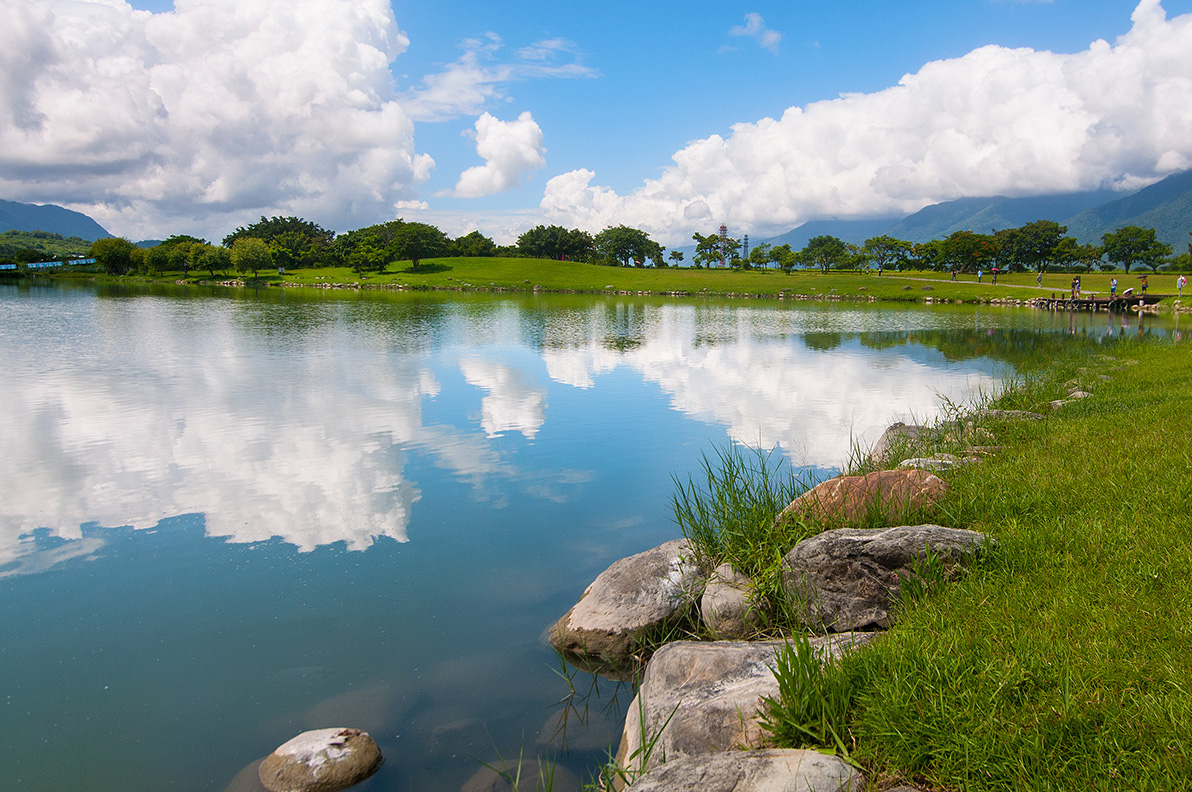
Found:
758,337 -> 1192,790
45,257 -> 1191,310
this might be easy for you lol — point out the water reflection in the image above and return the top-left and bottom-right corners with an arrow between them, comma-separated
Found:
0,289 -> 1055,572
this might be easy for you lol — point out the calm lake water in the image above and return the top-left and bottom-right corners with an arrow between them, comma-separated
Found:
0,281 -> 1174,791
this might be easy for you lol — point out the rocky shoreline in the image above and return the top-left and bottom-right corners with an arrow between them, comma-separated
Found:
544,411 -> 1061,792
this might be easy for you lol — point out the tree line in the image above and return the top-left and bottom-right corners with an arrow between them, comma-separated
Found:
720,221 -> 1190,275
29,214 -> 1192,278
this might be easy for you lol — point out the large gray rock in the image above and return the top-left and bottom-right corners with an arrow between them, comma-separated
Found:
257,728 -> 382,792
614,637 -> 870,781
624,749 -> 863,792
699,563 -> 761,639
868,422 -> 933,466
777,469 -> 949,529
548,539 -> 702,676
781,524 -> 991,632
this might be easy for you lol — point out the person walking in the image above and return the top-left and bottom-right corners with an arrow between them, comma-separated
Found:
1179,274 -> 1187,298
1110,277 -> 1117,298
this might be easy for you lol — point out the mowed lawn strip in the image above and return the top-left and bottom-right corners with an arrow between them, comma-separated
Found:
842,339 -> 1192,790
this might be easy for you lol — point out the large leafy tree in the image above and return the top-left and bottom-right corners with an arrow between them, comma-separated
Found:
862,235 -> 913,272
391,222 -> 451,269
231,237 -> 273,277
942,231 -> 995,273
90,237 -> 136,275
222,216 -> 334,267
1101,226 -> 1172,273
1015,220 -> 1068,273
517,225 -> 593,261
453,230 -> 497,258
801,235 -> 850,273
594,225 -> 660,267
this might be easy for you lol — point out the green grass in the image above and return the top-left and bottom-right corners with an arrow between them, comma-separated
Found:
760,338 -> 1192,790
55,257 -> 1191,309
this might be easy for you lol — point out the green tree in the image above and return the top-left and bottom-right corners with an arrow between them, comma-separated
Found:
594,225 -> 660,267
391,222 -> 450,269
801,235 -> 849,273
1101,226 -> 1172,273
453,230 -> 497,258
90,237 -> 136,275
771,243 -> 797,273
942,231 -> 995,273
1016,220 -> 1068,273
668,250 -> 685,267
517,225 -> 593,261
222,216 -> 333,267
862,235 -> 913,272
748,242 -> 773,269
230,237 -> 272,277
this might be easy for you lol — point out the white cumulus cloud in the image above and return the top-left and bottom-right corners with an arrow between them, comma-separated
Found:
0,0 -> 433,240
543,0 -> 1192,245
450,111 -> 546,198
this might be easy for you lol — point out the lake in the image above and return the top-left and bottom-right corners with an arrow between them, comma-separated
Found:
0,281 -> 1170,791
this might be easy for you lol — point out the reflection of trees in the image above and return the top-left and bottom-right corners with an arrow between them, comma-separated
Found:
857,328 -> 1110,366
803,332 -> 845,352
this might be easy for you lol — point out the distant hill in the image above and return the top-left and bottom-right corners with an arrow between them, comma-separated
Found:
882,190 -> 1118,243
0,199 -> 110,241
763,170 -> 1192,252
766,216 -> 903,249
1064,169 -> 1192,249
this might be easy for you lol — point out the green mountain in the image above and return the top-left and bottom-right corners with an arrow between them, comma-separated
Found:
0,199 -> 110,241
882,190 -> 1118,243
1064,169 -> 1192,250
764,170 -> 1192,251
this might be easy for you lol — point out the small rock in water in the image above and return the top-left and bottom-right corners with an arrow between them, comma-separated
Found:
258,728 -> 382,792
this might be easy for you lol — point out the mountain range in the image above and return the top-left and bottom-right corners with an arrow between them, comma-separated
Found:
0,199 -> 111,241
764,169 -> 1192,253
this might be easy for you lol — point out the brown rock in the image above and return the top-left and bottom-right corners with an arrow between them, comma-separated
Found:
778,469 -> 949,528
258,728 -> 382,792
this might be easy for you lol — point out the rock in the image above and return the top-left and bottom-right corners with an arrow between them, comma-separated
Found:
624,748 -> 863,792
614,637 -> 870,780
898,453 -> 966,472
699,563 -> 761,638
1048,399 -> 1071,411
781,524 -> 991,632
548,539 -> 702,676
461,758 -> 579,792
258,728 -> 382,792
777,469 -> 949,529
1066,389 -> 1092,400
867,423 -> 932,465
224,759 -> 269,792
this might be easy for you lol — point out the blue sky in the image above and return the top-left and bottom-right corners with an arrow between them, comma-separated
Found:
4,0 -> 1192,244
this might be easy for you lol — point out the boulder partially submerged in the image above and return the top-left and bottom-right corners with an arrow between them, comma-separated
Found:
257,728 -> 382,792
781,524 -> 992,632
548,539 -> 702,676
624,748 -> 863,792
614,637 -> 871,780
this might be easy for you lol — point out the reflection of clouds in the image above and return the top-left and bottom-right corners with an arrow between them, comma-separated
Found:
459,355 -> 546,438
0,296 -> 484,562
542,304 -> 1000,466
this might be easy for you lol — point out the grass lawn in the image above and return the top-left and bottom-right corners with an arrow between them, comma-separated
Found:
824,338 -> 1192,790
58,257 -> 1188,310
